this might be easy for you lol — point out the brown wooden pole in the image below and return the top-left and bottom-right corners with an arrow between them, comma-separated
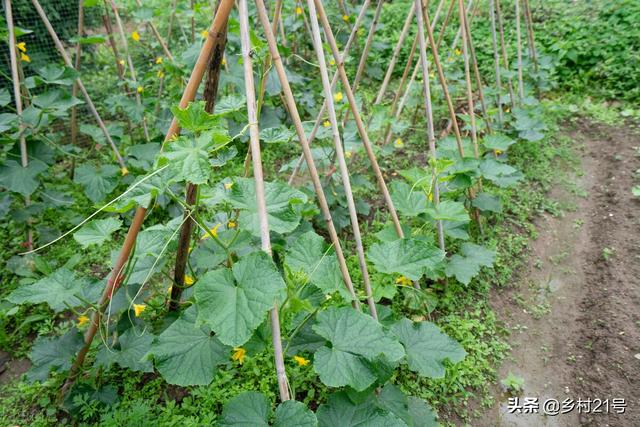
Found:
70,0 -> 84,149
495,0 -> 516,108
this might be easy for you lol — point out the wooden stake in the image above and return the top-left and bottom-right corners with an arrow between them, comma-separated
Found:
523,0 -> 538,74
414,0 -> 445,252
60,0 -> 236,397
255,0 -> 361,310
70,0 -> 84,149
515,0 -> 524,101
102,3 -> 125,79
31,0 -> 127,171
107,0 -> 151,142
314,0 -> 404,239
5,0 -> 32,251
436,0 -> 455,49
238,0 -> 290,401
489,0 -> 503,126
495,0 -> 516,108
351,0 -> 383,95
306,0 -> 377,319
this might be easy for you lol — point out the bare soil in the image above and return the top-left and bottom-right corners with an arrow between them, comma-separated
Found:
479,119 -> 640,427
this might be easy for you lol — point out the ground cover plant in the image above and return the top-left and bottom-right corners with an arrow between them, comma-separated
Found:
1,0 -> 638,425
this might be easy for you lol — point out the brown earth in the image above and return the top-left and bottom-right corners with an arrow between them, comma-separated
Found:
478,119 -> 640,427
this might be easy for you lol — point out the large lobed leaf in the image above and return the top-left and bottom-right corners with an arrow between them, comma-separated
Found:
444,242 -> 496,285
367,238 -> 445,281
218,391 -> 317,427
27,328 -> 84,382
73,217 -> 122,248
195,251 -> 286,347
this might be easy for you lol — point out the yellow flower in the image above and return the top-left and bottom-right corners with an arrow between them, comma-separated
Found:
201,223 -> 221,240
329,59 -> 335,66
394,138 -> 404,148
293,355 -> 310,366
323,120 -> 331,128
224,182 -> 234,190
155,56 -> 163,64
119,59 -> 125,66
77,315 -> 89,326
395,276 -> 412,286
232,347 -> 246,364
505,107 -> 510,113
227,220 -> 237,229
222,57 -> 226,66
295,6 -> 302,15
201,29 -> 209,39
495,149 -> 503,155
121,167 -> 129,176
429,71 -> 435,78
184,275 -> 195,286
455,48 -> 461,56
447,56 -> 454,63
131,31 -> 140,42
345,150 -> 352,158
133,304 -> 146,317
157,70 -> 165,78
20,52 -> 30,63
428,192 -> 434,202
342,14 -> 350,22
17,42 -> 26,52
333,91 -> 343,102
137,86 -> 144,94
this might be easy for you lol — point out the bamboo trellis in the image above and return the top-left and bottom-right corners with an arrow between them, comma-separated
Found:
2,0 -> 539,403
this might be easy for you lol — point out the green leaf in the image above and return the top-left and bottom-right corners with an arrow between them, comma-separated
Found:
471,193 -> 502,213
36,64 -> 78,85
195,251 -> 286,347
27,328 -> 84,382
33,89 -> 83,114
274,400 -> 318,427
148,308 -> 228,386
632,186 -> 640,197
159,133 -> 215,184
425,200 -> 470,223
170,101 -> 223,133
479,159 -> 523,188
215,94 -> 246,115
8,268 -> 101,312
74,164 -> 120,203
96,328 -> 154,373
285,230 -> 350,300
444,243 -> 496,285
312,307 -> 404,390
105,173 -> 165,213
219,391 -> 270,426
317,392 -> 405,427
260,125 -> 294,144
482,134 -> 516,152
390,181 -> 427,217
367,238 -> 445,281
391,318 -> 466,378
73,217 -> 122,247
0,159 -> 47,196
0,88 -> 10,107
227,178 -> 308,236
378,384 -> 439,427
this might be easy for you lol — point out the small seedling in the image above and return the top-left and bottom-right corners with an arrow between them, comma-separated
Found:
501,372 -> 525,393
602,247 -> 615,261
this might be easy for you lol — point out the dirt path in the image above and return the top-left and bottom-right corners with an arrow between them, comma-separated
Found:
480,119 -> 640,427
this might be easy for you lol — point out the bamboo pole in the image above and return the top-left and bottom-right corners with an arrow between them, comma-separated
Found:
134,0 -> 174,61
495,0 -> 516,108
462,0 -> 491,134
60,0 -> 236,397
5,0 -> 32,251
287,0 -> 373,184
107,0 -> 151,142
351,0 -> 383,95
446,0 -> 472,59
458,0 -> 478,159
70,0 -> 84,149
489,0 -> 503,126
314,0 -> 404,239
238,0 -> 290,401
436,0 -> 455,49
515,0 -> 524,101
414,0 -> 445,252
169,9 -> 228,312
374,1 -> 415,105
254,0 -> 361,310
31,0 -> 127,171
523,0 -> 538,73
102,2 -> 125,79
306,0 -> 377,319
